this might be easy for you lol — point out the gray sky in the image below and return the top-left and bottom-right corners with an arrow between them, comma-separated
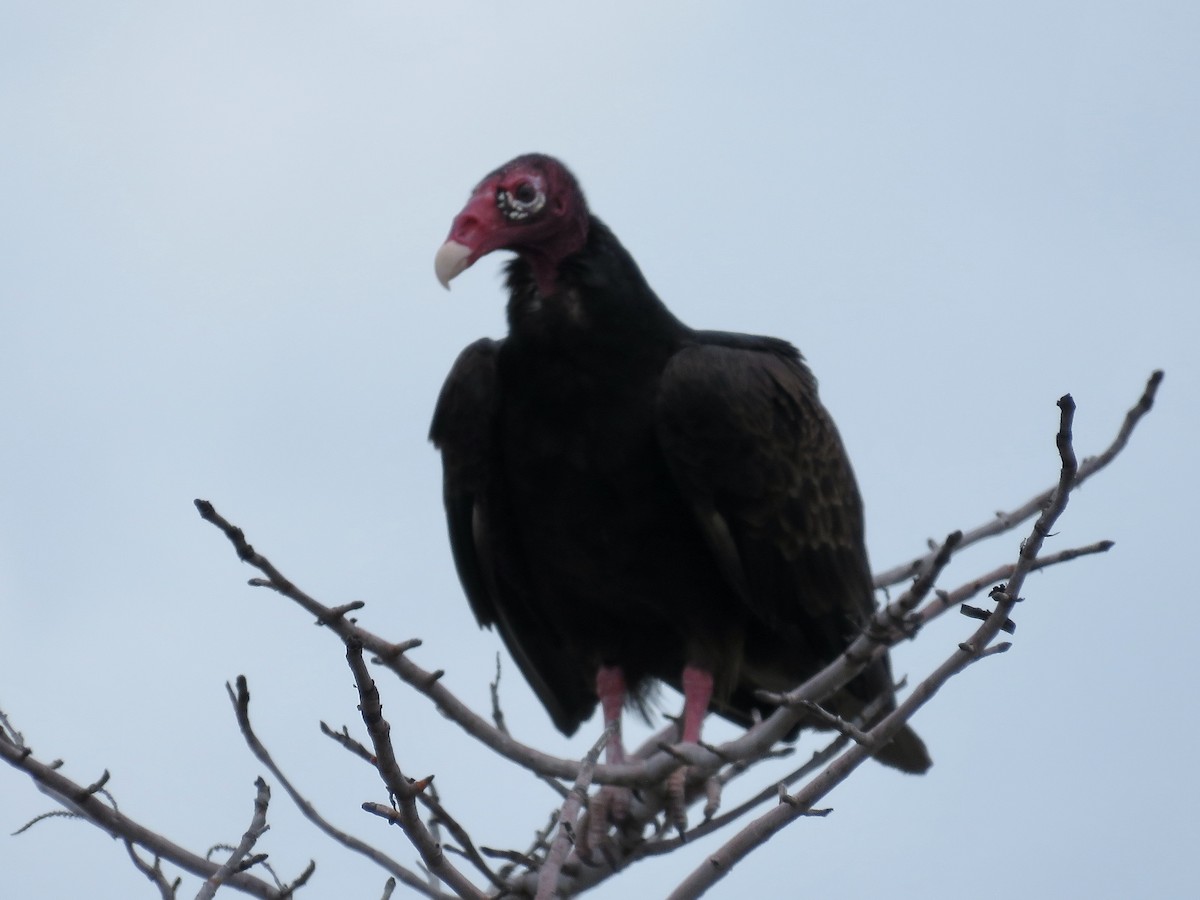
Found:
2,2 -> 1196,898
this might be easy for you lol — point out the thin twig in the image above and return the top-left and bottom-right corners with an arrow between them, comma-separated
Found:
0,733 -> 282,898
319,722 -> 375,765
196,500 -> 629,785
190,372 -> 1160,899
914,539 -> 1113,625
874,370 -> 1162,587
490,811 -> 559,883
316,718 -> 504,891
666,384 -> 1090,900
631,733 -> 849,863
346,640 -> 487,900
226,678 -> 447,899
419,786 -> 507,892
197,778 -> 272,900
536,723 -> 615,900
125,842 -> 180,900
792,702 -> 877,750
489,654 -> 508,735
425,782 -> 445,896
199,500 -> 819,791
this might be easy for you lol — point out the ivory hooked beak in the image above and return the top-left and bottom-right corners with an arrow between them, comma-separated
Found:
434,240 -> 473,290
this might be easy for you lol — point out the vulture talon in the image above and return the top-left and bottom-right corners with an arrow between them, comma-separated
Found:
578,784 -> 633,862
665,766 -> 691,836
702,775 -> 722,821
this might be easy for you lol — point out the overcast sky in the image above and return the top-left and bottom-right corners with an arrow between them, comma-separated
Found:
2,3 -> 1197,898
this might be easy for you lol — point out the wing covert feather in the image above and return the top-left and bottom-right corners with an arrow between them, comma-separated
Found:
655,343 -> 876,648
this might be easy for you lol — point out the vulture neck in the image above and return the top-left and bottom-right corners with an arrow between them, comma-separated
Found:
504,215 -> 692,358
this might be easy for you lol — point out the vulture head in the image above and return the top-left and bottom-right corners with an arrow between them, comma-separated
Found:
435,154 -> 591,294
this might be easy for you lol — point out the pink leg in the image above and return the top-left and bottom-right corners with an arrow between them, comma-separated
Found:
582,665 -> 632,854
679,665 -> 714,744
595,664 -> 627,764
666,665 -> 714,834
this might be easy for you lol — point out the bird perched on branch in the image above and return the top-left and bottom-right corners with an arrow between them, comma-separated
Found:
429,154 -> 930,824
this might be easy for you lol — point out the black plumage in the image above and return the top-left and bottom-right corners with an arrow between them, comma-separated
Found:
430,154 -> 929,774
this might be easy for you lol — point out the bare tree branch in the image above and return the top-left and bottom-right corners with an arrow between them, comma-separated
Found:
196,500 -> 622,785
197,777 -> 272,900
914,538 -> 1113,626
0,370 -> 1161,900
199,494 -> 890,805
0,721 -> 284,899
226,677 -> 447,900
125,842 -> 180,900
536,724 -> 614,900
874,370 -> 1162,588
346,640 -> 487,900
530,695 -> 896,896
664,383 -> 1090,900
181,372 -> 1161,898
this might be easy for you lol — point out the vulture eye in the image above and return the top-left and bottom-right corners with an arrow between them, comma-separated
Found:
497,181 -> 546,221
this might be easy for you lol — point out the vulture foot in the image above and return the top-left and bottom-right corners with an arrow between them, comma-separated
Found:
578,784 -> 633,861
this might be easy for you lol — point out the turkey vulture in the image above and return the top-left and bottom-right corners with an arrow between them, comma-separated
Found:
429,154 -> 930,785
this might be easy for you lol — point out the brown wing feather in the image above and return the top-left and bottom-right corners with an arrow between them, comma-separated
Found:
655,343 -> 875,645
429,338 -> 504,627
656,342 -> 930,772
